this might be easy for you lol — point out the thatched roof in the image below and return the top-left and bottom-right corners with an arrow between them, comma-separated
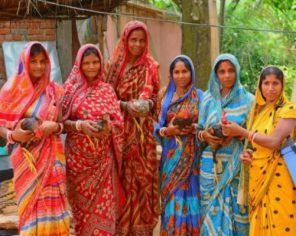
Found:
0,0 -> 126,20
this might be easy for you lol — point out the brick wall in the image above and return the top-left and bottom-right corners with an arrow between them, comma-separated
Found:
0,19 -> 56,81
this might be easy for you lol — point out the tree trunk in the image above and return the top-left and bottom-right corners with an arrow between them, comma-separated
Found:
292,75 -> 296,102
181,0 -> 212,90
219,0 -> 226,47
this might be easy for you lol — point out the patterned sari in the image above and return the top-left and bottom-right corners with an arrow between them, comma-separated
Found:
155,55 -> 203,235
248,80 -> 296,235
105,21 -> 160,236
0,42 -> 70,235
61,44 -> 124,236
198,54 -> 253,236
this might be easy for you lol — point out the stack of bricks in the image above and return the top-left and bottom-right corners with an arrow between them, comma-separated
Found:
0,19 -> 56,82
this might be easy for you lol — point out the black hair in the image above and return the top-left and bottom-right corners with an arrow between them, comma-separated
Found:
82,47 -> 100,60
259,66 -> 284,100
127,27 -> 146,39
169,57 -> 191,76
214,59 -> 235,74
30,43 -> 46,58
259,66 -> 284,88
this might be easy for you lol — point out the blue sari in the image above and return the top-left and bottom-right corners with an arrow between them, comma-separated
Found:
198,54 -> 253,235
155,55 -> 203,235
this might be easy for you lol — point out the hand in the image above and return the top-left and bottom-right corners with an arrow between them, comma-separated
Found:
13,120 -> 35,144
166,125 -> 181,136
240,149 -> 253,165
126,101 -> 149,117
222,121 -> 244,137
178,124 -> 193,136
90,119 -> 110,138
80,120 -> 102,138
203,127 -> 223,149
40,121 -> 59,137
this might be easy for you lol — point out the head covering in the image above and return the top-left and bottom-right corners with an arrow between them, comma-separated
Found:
208,53 -> 241,101
105,20 -> 156,87
247,66 -> 288,130
0,41 -> 50,127
61,44 -> 104,120
158,55 -> 196,128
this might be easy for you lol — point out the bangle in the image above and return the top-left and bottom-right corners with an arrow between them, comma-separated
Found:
159,127 -> 168,137
192,124 -> 198,134
248,131 -> 254,142
56,122 -> 64,135
198,130 -> 205,141
251,133 -> 257,143
7,130 -> 16,144
75,120 -> 82,132
120,101 -> 127,111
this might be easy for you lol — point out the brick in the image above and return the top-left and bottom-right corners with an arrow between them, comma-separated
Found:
0,22 -> 10,28
12,34 -> 24,41
45,28 -> 55,36
0,28 -> 10,35
28,28 -> 41,35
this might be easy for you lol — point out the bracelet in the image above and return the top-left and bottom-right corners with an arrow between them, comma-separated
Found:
192,124 -> 198,134
75,120 -> 82,132
120,101 -> 127,111
198,130 -> 205,141
159,127 -> 168,137
251,133 -> 258,143
56,122 -> 64,135
7,130 -> 16,144
247,131 -> 254,142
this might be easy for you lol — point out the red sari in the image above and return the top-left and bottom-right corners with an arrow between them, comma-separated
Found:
105,21 -> 160,236
61,44 -> 124,236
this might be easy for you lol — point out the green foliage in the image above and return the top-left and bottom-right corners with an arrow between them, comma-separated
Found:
221,0 -> 296,97
148,0 -> 180,12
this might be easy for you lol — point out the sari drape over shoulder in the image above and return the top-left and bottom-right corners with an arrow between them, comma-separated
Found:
0,42 -> 70,235
155,55 -> 203,236
198,54 -> 253,236
105,21 -> 160,236
61,44 -> 125,236
247,78 -> 296,235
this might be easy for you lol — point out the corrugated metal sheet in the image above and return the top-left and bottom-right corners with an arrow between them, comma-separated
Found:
0,0 -> 126,20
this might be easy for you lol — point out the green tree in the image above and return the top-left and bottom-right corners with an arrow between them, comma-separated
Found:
221,0 -> 296,97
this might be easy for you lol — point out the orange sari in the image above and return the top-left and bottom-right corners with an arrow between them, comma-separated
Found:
0,42 -> 70,235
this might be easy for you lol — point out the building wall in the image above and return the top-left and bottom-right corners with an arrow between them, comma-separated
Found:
0,19 -> 56,83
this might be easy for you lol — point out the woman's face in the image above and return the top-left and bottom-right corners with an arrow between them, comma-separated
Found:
172,61 -> 191,90
29,51 -> 47,84
261,74 -> 282,103
216,60 -> 236,90
81,53 -> 101,82
127,29 -> 146,60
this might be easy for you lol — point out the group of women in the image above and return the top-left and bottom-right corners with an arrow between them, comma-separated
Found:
0,19 -> 295,236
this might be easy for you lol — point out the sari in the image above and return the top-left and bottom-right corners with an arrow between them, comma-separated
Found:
247,78 -> 296,235
104,21 -> 160,235
0,42 -> 70,235
61,44 -> 125,236
198,54 -> 253,236
154,55 -> 203,235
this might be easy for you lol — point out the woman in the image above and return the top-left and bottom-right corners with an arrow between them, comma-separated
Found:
155,55 -> 203,235
222,66 -> 296,235
104,20 -> 160,235
197,54 -> 253,235
0,42 -> 70,235
61,44 -> 125,235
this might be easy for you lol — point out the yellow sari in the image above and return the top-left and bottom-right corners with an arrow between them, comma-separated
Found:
248,88 -> 296,235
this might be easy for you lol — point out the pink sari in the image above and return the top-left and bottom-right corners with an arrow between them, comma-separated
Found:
0,42 -> 70,235
61,44 -> 125,235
